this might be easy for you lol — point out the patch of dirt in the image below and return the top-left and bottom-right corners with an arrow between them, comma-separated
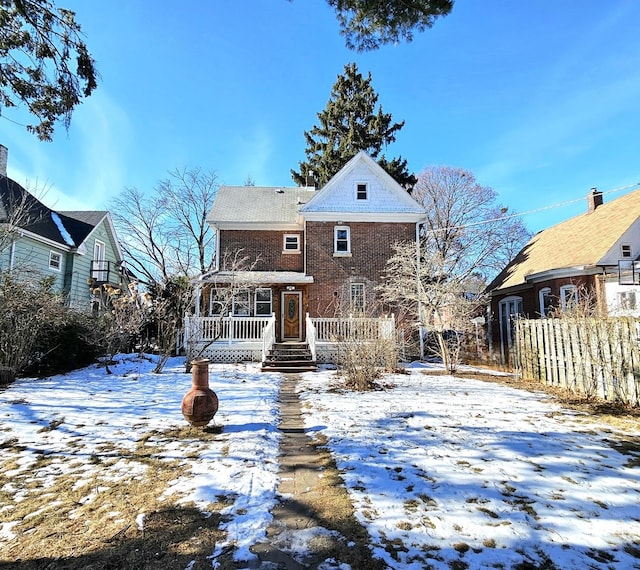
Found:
0,427 -> 239,570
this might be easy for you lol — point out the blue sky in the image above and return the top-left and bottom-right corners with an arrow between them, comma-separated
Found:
2,0 -> 640,233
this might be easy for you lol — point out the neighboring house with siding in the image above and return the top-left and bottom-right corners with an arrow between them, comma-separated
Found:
186,151 -> 425,364
0,145 -> 127,309
486,187 -> 640,362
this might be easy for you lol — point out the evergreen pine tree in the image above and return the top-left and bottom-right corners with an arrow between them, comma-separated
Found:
291,63 -> 416,190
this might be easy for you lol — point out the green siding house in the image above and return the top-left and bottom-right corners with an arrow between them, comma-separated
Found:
0,145 -> 127,309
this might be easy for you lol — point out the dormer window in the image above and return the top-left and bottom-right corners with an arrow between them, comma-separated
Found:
622,244 -> 632,258
356,183 -> 368,200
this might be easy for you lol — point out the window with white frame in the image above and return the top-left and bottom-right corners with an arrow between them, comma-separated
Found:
255,288 -> 273,315
283,234 -> 300,253
498,296 -> 523,353
350,283 -> 365,310
49,251 -> 61,271
538,287 -> 553,317
622,244 -> 632,258
356,183 -> 368,200
334,226 -> 351,255
560,285 -> 578,310
232,289 -> 250,316
618,291 -> 637,311
209,291 -> 226,316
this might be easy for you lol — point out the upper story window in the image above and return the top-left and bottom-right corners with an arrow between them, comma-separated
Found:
49,251 -> 61,271
356,183 -> 368,200
622,244 -> 632,258
283,234 -> 300,253
538,287 -> 553,317
334,226 -> 351,256
350,283 -> 365,310
560,285 -> 578,311
255,288 -> 273,316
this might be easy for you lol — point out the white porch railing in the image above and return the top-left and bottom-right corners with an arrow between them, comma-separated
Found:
184,315 -> 272,346
306,313 -> 317,361
182,314 -> 396,364
310,314 -> 395,342
261,314 -> 277,363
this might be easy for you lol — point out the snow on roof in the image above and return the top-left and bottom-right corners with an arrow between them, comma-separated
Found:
51,212 -> 75,247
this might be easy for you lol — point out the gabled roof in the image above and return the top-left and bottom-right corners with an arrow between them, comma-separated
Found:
300,151 -> 424,218
488,187 -> 640,293
208,186 -> 315,230
0,175 -> 117,253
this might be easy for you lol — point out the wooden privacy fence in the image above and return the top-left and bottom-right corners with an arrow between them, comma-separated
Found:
514,317 -> 640,406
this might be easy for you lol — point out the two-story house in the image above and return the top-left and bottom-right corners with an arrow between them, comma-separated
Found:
0,145 -> 127,310
186,151 -> 425,364
486,186 -> 640,362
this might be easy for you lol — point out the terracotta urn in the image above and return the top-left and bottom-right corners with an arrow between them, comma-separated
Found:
182,359 -> 219,427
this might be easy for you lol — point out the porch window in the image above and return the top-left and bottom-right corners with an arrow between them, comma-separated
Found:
350,283 -> 365,310
209,299 -> 225,316
283,234 -> 300,253
356,183 -> 368,200
334,226 -> 351,255
255,288 -> 272,316
49,251 -> 61,271
232,290 -> 250,316
538,287 -> 552,317
560,285 -> 578,311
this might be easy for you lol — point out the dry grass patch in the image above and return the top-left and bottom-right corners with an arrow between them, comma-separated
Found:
0,427 -> 239,570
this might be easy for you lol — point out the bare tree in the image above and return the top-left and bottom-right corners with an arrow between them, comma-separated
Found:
110,168 -> 218,285
380,166 -> 530,372
0,178 -> 48,260
184,248 -> 262,370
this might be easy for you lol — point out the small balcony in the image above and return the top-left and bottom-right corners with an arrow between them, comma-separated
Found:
89,260 -> 122,287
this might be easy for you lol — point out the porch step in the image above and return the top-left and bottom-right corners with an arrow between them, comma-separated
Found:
262,342 -> 317,373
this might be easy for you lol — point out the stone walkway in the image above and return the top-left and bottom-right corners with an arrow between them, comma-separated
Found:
249,374 -> 383,570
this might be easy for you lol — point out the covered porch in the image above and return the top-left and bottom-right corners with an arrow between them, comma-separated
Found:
181,313 -> 396,365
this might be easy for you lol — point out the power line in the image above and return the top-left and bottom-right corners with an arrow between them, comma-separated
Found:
423,181 -> 640,234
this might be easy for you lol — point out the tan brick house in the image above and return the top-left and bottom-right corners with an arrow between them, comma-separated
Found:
186,151 -> 425,364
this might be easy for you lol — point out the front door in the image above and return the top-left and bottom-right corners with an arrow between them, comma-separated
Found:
281,291 -> 302,341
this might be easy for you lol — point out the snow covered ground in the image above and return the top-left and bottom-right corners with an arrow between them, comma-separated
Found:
0,356 -> 282,564
299,363 -> 640,569
1,355 -> 640,569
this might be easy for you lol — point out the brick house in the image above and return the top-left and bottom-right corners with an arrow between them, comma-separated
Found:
186,151 -> 425,364
486,187 -> 640,362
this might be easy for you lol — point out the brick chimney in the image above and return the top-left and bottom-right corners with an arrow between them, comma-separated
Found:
0,145 -> 7,178
587,187 -> 603,213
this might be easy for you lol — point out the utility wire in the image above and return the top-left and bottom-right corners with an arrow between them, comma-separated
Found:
422,181 -> 640,234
